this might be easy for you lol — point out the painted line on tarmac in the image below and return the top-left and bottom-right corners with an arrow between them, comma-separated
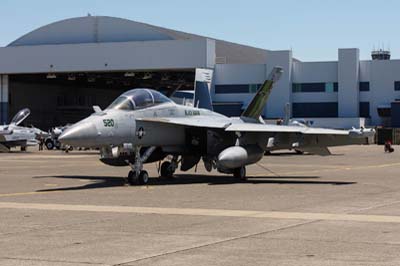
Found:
0,191 -> 56,197
0,202 -> 400,224
253,162 -> 400,177
0,154 -> 98,160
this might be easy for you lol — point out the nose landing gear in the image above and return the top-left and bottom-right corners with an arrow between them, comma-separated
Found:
126,146 -> 156,186
128,170 -> 149,185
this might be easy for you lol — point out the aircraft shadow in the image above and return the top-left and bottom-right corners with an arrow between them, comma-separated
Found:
34,174 -> 356,192
265,152 -> 344,157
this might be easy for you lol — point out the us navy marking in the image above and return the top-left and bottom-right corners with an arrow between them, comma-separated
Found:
136,127 -> 146,139
185,110 -> 200,116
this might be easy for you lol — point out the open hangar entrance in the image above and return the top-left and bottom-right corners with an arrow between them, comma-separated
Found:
9,70 -> 195,130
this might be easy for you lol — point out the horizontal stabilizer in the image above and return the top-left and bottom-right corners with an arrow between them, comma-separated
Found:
0,143 -> 10,152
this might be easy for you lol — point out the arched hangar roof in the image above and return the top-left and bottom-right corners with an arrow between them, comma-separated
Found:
8,16 -> 190,46
7,16 -> 270,64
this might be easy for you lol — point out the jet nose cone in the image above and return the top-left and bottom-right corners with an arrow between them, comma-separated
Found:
59,122 -> 98,147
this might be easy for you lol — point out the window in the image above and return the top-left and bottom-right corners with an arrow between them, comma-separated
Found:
106,89 -> 172,111
359,82 -> 370,92
249,84 -> 261,93
292,83 -> 302,93
213,102 -> 243,117
215,84 -> 261,94
325,83 -> 334,93
359,102 -> 370,117
292,82 -> 338,93
395,81 -> 400,91
292,102 -> 338,118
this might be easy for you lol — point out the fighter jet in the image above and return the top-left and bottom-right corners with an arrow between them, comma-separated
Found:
0,108 -> 48,152
59,67 -> 374,185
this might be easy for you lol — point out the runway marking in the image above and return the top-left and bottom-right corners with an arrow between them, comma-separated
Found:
44,184 -> 58,187
0,191 -> 56,197
0,154 -> 98,161
0,202 -> 400,224
253,162 -> 400,177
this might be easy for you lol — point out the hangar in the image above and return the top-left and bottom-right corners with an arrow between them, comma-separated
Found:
0,15 -> 269,129
1,15 -> 400,130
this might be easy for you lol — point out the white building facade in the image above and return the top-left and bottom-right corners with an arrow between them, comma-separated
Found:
214,48 -> 400,128
0,16 -> 399,129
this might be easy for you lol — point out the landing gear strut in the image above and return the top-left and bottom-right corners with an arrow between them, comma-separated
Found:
160,156 -> 179,178
127,146 -> 155,186
233,166 -> 247,181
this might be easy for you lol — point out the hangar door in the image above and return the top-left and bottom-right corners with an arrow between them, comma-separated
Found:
8,70 -> 195,130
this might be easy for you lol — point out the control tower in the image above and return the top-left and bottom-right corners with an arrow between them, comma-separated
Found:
371,49 -> 391,60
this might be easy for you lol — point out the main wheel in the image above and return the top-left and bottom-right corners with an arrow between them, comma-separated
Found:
127,170 -> 139,185
138,170 -> 149,185
233,166 -> 247,181
45,140 -> 54,150
160,161 -> 174,178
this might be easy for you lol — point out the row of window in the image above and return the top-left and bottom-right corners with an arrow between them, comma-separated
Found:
215,84 -> 261,94
215,81 -> 400,94
211,101 -> 371,118
292,82 -> 370,93
292,102 -> 370,118
292,81 -> 400,92
292,83 -> 338,93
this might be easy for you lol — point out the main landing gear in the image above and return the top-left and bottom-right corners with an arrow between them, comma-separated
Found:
233,166 -> 247,181
127,146 -> 156,186
160,156 -> 179,179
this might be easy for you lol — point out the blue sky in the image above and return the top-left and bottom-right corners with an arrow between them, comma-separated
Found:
0,0 -> 398,61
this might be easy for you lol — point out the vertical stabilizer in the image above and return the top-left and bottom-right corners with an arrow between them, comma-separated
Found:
241,67 -> 283,120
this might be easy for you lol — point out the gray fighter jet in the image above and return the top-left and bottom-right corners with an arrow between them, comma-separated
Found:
59,67 -> 374,185
0,108 -> 48,152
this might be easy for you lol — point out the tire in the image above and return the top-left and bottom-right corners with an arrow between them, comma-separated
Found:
45,140 -> 54,150
127,170 -> 138,185
160,161 -> 174,178
55,141 -> 61,150
138,171 -> 149,185
295,149 -> 304,155
233,166 -> 247,181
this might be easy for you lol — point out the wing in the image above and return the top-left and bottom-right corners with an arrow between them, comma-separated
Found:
226,122 -> 374,152
225,123 -> 350,135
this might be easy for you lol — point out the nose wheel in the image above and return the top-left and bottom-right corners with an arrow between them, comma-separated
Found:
126,146 -> 155,186
128,170 -> 149,185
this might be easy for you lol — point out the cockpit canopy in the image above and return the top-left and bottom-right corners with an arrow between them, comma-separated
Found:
106,89 -> 173,111
10,108 -> 30,126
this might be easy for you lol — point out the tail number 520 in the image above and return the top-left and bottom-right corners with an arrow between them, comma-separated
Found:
103,119 -> 114,127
